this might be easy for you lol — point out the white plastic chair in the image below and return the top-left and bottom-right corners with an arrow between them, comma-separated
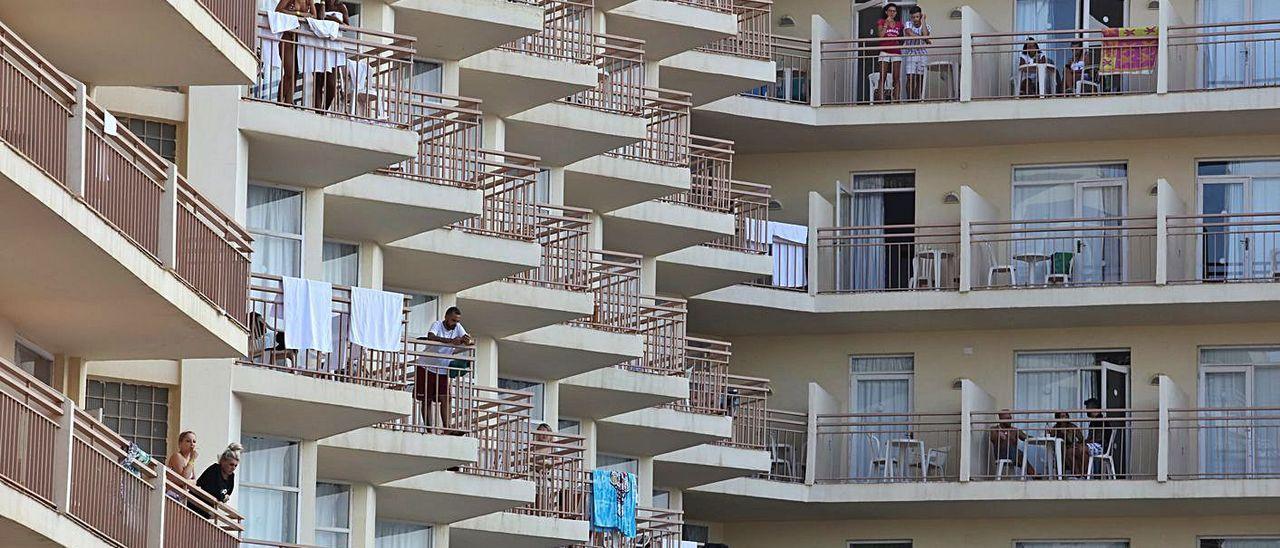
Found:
867,434 -> 896,479
981,241 -> 1015,287
1086,433 -> 1118,479
1270,249 -> 1280,279
767,432 -> 795,479
995,458 -> 1020,480
911,446 -> 950,479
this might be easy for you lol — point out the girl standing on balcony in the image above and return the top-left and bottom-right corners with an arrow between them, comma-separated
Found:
313,0 -> 350,111
167,431 -> 199,482
275,0 -> 315,104
874,3 -> 905,102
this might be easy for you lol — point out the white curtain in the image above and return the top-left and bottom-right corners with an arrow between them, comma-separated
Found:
1250,178 -> 1280,278
767,221 -> 808,288
314,483 -> 350,548
845,176 -> 887,291
849,356 -> 914,479
241,486 -> 299,543
1015,0 -> 1078,68
1012,183 -> 1075,284
1078,185 -> 1124,283
1216,540 -> 1280,548
240,437 -> 300,543
375,521 -> 433,548
404,293 -> 439,337
1200,348 -> 1280,477
248,185 -> 303,277
1016,543 -> 1129,548
1015,352 -> 1100,472
853,356 -> 915,374
1253,2 -> 1280,85
1200,0 -> 1249,88
322,242 -> 360,286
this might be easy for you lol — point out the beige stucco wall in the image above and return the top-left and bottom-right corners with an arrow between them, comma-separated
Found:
727,321 -> 1280,414
719,514 -> 1280,548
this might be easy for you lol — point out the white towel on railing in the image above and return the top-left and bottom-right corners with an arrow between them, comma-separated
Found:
306,17 -> 341,39
349,287 -> 404,352
102,110 -> 119,136
767,221 -> 808,288
266,11 -> 300,34
282,276 -> 333,353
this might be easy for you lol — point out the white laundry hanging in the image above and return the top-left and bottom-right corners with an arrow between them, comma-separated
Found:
349,287 -> 404,352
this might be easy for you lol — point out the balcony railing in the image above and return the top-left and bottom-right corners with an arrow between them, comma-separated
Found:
971,408 -> 1158,481
749,234 -> 808,290
581,506 -> 684,548
706,180 -> 771,254
0,20 -> 253,327
452,150 -> 542,240
698,0 -> 773,61
197,0 -> 256,48
252,12 -> 414,127
380,91 -> 484,188
374,340 -> 478,436
972,28 -> 1157,99
816,224 -> 962,293
0,356 -> 244,547
1168,20 -> 1280,92
1168,406 -> 1280,480
969,216 -> 1157,290
461,384 -> 536,479
244,273 -> 411,388
666,337 -> 731,415
760,409 -> 807,483
820,34 -> 961,105
605,88 -> 692,168
567,250 -> 644,333
815,411 -> 962,483
563,34 -> 647,115
1166,212 -> 1280,284
511,432 -> 590,521
508,205 -> 594,291
662,135 -> 734,212
722,374 -> 770,449
744,34 -> 812,103
619,296 -> 688,376
501,0 -> 595,64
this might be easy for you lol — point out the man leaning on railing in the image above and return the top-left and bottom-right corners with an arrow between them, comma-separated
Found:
414,306 -> 474,431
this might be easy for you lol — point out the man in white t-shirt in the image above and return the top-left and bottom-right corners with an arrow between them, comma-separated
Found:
414,306 -> 474,430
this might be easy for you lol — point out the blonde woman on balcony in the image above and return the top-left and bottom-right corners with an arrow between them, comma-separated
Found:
166,431 -> 199,482
189,443 -> 242,518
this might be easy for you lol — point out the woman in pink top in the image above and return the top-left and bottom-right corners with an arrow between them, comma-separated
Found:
874,3 -> 905,102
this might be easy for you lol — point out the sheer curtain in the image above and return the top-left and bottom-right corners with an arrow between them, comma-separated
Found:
1078,185 -> 1124,283
1200,0 -> 1249,88
240,437 -> 300,543
375,521 -> 432,548
1016,542 -> 1128,548
322,241 -> 360,286
1012,183 -> 1075,284
314,483 -> 350,548
849,356 -> 913,479
247,185 -> 303,277
847,176 -> 887,291
1250,178 -> 1280,278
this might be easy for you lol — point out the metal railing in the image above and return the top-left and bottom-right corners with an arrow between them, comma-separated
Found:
501,0 -> 596,64
512,432 -> 590,521
567,250 -> 644,333
581,506 -> 684,548
706,180 -> 771,254
816,224 -> 962,293
698,0 -> 773,61
1168,20 -> 1280,92
1166,212 -> 1280,284
0,20 -> 253,328
508,205 -> 593,291
243,273 -> 411,388
453,150 -> 542,241
460,384 -> 536,479
662,135 -> 734,212
374,340 -> 478,436
619,296 -> 688,376
744,34 -> 812,103
605,88 -> 692,168
971,408 -> 1158,481
970,216 -> 1157,289
380,91 -> 484,189
0,356 -> 63,505
815,411 -> 962,483
252,11 -> 415,127
761,409 -> 807,482
197,0 -> 256,48
748,236 -> 808,290
563,34 -> 647,115
971,28 -> 1157,100
722,374 -> 771,449
821,34 -> 961,105
1169,406 -> 1280,480
666,337 -> 731,415
163,467 -> 244,548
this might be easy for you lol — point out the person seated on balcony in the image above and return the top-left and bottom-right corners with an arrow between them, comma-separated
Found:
1063,42 -> 1097,95
274,1 -> 315,104
1083,398 -> 1112,460
1017,38 -> 1059,96
1047,411 -> 1089,476
902,6 -> 933,100
874,3 -> 905,102
313,0 -> 349,111
415,306 -> 474,431
989,410 -> 1037,476
190,443 -> 242,517
165,431 -> 199,499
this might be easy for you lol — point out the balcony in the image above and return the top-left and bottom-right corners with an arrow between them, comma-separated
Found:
383,152 -> 544,293
0,357 -> 245,548
500,251 -> 646,381
574,507 -> 683,548
655,368 -> 772,488
602,0 -> 738,61
658,0 -> 775,106
0,2 -> 256,86
741,34 -> 812,105
235,274 -> 414,439
657,178 -> 772,296
325,92 -> 486,244
506,34 -> 651,166
242,15 -> 419,187
389,0 -> 544,61
0,24 -> 250,360
458,0 -> 599,116
563,89 -> 693,213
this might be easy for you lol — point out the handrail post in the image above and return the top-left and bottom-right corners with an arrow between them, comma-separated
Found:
65,82 -> 87,196
158,165 -> 179,269
51,398 -> 75,514
147,463 -> 168,548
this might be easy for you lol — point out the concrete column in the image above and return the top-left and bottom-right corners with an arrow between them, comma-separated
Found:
146,463 -> 168,548
359,0 -> 396,33
359,243 -> 384,290
66,83 -> 87,196
298,440 -> 320,545
582,419 -> 598,469
1156,0 -> 1183,94
805,382 -> 838,485
640,257 -> 657,295
432,524 -> 451,548
350,483 -> 377,548
543,381 -> 560,427
809,15 -> 838,106
1158,375 -> 1190,482
637,456 -> 654,506
303,188 -> 326,280
158,164 -> 179,269
958,185 -> 998,292
52,398 -> 76,513
441,62 -> 462,96
547,167 -> 566,206
474,336 -> 498,387
669,488 -> 683,511
958,378 -> 995,482
959,7 -> 995,102
587,214 -> 605,250
482,117 -> 506,151
55,355 -> 88,405
178,359 -> 240,473
644,61 -> 661,89
806,192 -> 833,295
186,86 -> 249,224
1155,178 -> 1184,285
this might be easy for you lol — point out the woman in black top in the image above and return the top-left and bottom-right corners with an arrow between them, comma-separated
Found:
190,443 -> 242,517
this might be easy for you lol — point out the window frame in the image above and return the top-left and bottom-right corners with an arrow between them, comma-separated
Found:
238,434 -> 303,543
84,378 -> 171,457
315,480 -> 353,548
246,183 -> 306,277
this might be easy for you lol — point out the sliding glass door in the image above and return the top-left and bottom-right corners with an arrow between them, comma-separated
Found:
1200,348 -> 1280,478
835,174 -> 915,291
1198,161 -> 1280,280
1199,0 -> 1280,88
1012,164 -> 1127,285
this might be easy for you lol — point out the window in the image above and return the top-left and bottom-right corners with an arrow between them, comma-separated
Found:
247,185 -> 303,277
342,1 -> 361,27
848,542 -> 912,548
117,117 -> 178,162
322,241 -> 359,286
240,436 -> 300,543
849,355 -> 913,479
1201,538 -> 1280,548
558,419 -> 581,435
315,482 -> 351,548
597,454 -> 638,475
85,380 -> 169,457
14,340 -> 52,386
1199,347 -> 1280,477
835,173 -> 916,291
535,169 -> 552,205
1196,159 -> 1280,281
652,489 -> 669,509
401,292 -> 439,337
376,520 -> 432,548
409,61 -> 442,95
1010,163 -> 1129,285
1014,350 -> 1131,412
683,524 -> 710,543
499,378 -> 545,421
1015,542 -> 1128,548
